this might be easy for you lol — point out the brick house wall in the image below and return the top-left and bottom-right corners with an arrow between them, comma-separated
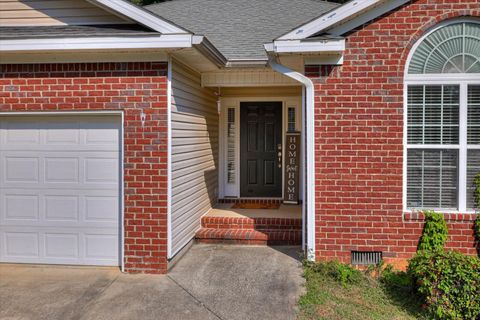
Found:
307,0 -> 480,268
0,62 -> 169,274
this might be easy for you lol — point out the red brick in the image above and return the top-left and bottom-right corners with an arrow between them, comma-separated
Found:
0,62 -> 168,274
309,1 -> 479,265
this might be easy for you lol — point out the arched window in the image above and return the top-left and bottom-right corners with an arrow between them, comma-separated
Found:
408,22 -> 480,74
405,20 -> 480,212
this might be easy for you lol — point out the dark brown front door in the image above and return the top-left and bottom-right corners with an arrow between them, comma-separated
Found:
240,102 -> 282,197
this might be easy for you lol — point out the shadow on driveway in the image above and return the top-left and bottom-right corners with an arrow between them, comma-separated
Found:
0,245 -> 303,320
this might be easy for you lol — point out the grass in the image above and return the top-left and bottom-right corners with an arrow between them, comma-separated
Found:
298,261 -> 425,320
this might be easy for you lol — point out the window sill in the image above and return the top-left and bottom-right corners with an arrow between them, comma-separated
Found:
404,211 -> 478,222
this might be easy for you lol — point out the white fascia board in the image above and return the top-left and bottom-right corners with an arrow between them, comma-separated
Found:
328,0 -> 410,36
0,34 -> 192,52
278,0 -> 383,40
271,39 -> 345,54
88,0 -> 189,34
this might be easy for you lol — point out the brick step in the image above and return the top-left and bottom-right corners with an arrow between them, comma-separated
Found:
195,228 -> 302,245
201,216 -> 302,231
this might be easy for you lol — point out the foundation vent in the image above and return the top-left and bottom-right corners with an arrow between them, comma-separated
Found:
351,251 -> 383,266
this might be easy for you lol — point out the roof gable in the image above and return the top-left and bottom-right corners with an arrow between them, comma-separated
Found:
146,0 -> 339,60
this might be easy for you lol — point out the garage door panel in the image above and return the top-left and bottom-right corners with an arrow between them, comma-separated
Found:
1,152 -> 119,189
45,195 -> 79,222
85,196 -> 118,223
45,233 -> 79,258
4,194 -> 39,221
1,121 -> 41,145
0,118 -> 119,152
0,115 -> 121,266
1,225 -> 119,265
4,157 -> 39,183
4,231 -> 39,258
85,157 -> 119,183
45,157 -> 79,183
1,190 -> 118,228
85,234 -> 118,259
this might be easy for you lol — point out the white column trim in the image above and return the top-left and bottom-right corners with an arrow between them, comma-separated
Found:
166,56 -> 173,259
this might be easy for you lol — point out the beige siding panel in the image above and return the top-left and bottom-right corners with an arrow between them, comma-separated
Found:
0,0 -> 129,26
170,58 -> 218,257
221,86 -> 302,97
172,143 -> 213,155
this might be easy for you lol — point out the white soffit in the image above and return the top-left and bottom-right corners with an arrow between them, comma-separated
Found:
201,69 -> 299,87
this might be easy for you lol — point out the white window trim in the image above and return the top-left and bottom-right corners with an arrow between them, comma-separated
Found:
403,19 -> 480,214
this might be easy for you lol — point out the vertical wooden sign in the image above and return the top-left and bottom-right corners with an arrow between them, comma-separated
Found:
284,132 -> 300,204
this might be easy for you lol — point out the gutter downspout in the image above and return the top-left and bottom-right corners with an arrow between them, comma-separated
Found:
267,53 -> 316,261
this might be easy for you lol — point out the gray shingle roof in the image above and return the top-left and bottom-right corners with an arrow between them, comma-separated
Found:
0,25 -> 158,40
146,0 -> 339,60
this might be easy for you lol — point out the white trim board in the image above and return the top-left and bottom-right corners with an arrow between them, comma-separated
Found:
166,56 -> 173,259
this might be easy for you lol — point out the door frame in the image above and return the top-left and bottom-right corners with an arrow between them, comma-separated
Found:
218,96 -> 302,199
239,101 -> 283,198
0,111 -> 124,270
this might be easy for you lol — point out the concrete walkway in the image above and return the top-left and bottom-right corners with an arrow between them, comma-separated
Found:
0,245 -> 304,320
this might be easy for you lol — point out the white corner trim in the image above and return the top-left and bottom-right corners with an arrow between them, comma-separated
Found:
268,55 -> 316,261
270,39 -> 345,54
88,0 -> 189,34
167,56 -> 173,259
0,34 -> 193,52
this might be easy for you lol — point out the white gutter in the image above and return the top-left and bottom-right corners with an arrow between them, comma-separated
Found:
0,34 -> 192,52
271,38 -> 345,54
267,53 -> 316,261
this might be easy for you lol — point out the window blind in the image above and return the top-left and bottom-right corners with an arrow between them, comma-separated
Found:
407,85 -> 459,145
227,108 -> 235,184
407,149 -> 458,209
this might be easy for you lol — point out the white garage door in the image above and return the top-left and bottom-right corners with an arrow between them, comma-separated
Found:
0,115 -> 121,266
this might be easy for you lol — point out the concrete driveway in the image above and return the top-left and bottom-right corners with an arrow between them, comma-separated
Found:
0,245 -> 304,320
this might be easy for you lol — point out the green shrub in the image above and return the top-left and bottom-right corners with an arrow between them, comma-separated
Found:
380,264 -> 414,290
418,210 -> 448,252
408,250 -> 480,319
475,215 -> 480,256
474,173 -> 480,209
303,260 -> 362,287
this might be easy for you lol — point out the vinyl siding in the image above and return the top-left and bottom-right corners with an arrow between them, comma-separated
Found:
170,59 -> 218,257
0,0 -> 129,26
